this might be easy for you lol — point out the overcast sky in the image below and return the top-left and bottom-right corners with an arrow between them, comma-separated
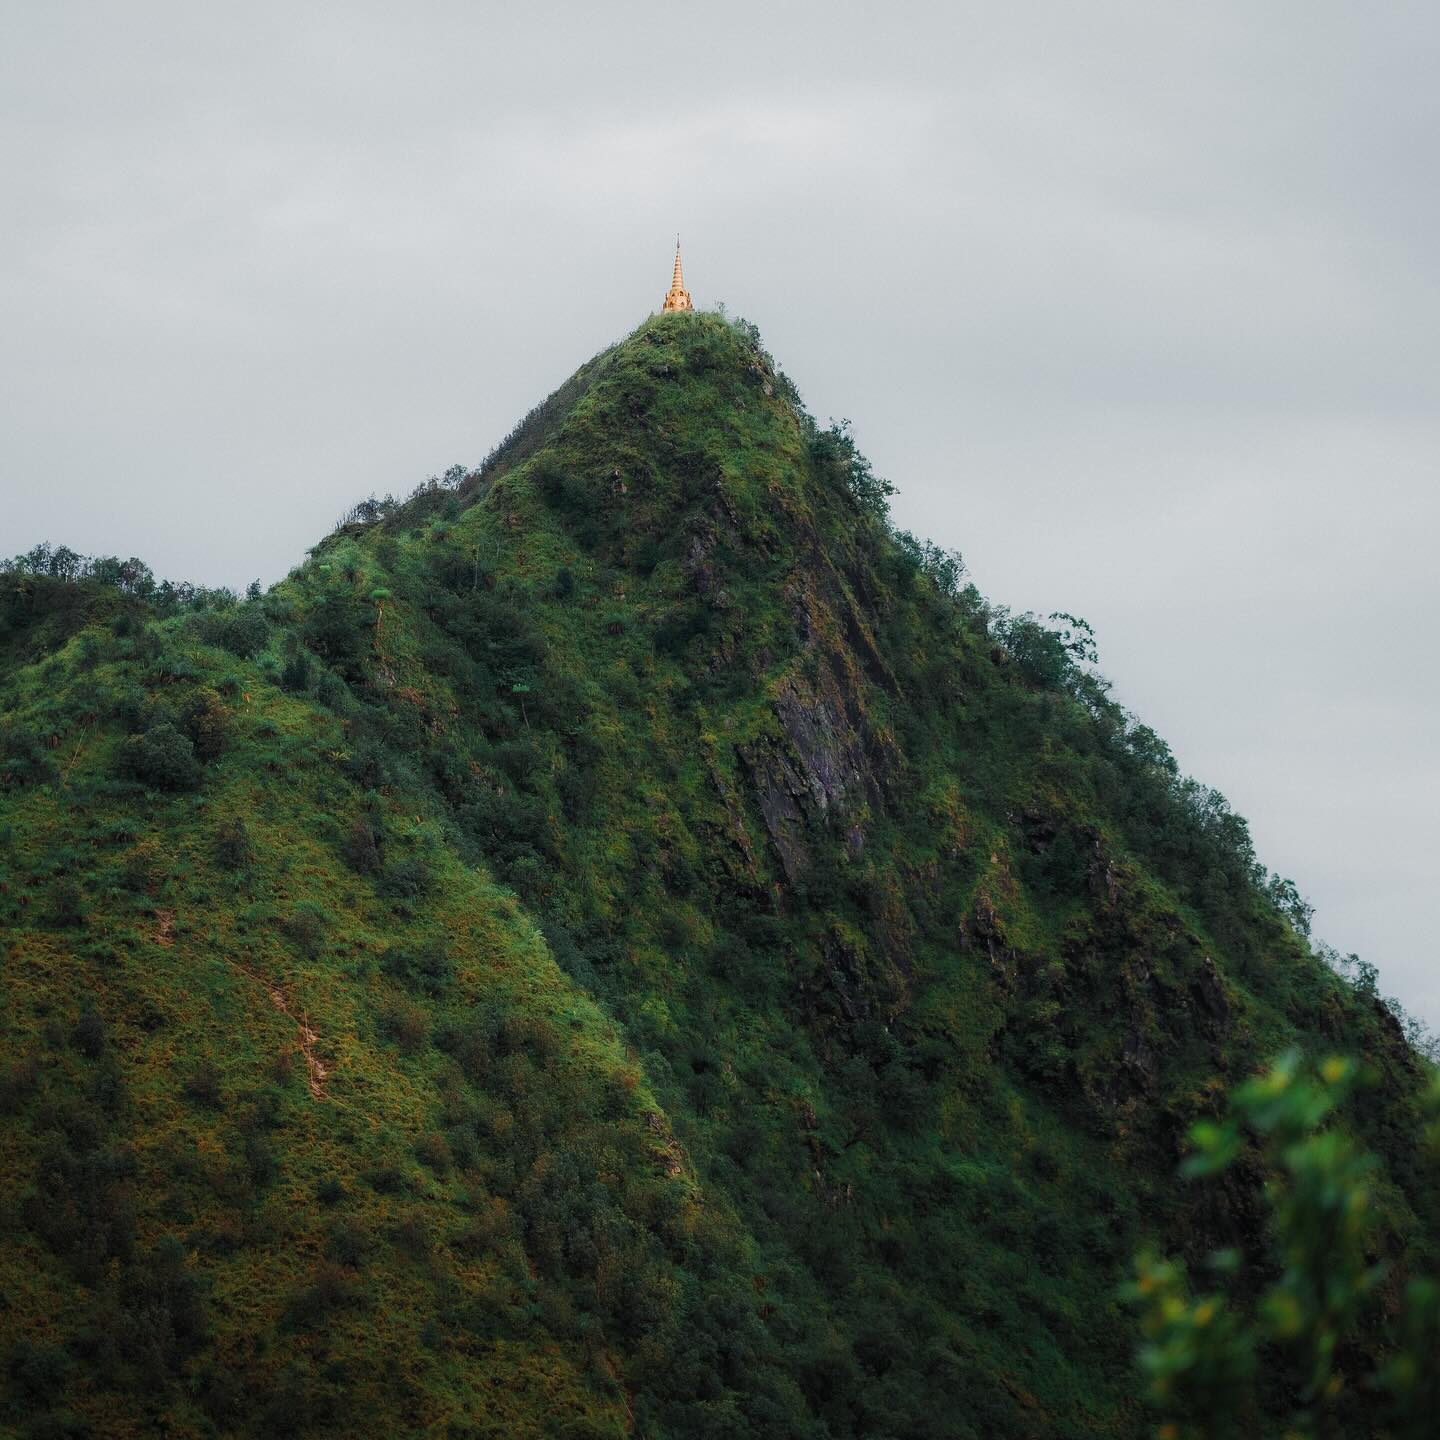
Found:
3,2 -> 1437,1024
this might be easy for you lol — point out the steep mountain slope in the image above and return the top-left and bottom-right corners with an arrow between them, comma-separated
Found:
1,312 -> 1432,1440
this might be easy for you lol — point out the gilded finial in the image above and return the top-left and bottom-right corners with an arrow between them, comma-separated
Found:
662,236 -> 693,313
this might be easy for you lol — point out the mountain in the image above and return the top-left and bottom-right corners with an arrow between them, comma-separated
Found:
1,311 -> 1433,1440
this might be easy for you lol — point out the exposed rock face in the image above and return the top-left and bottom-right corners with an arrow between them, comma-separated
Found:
773,679 -> 868,818
683,516 -> 728,606
1191,954 -> 1231,1031
739,739 -> 810,882
738,598 -> 890,883
820,933 -> 872,1023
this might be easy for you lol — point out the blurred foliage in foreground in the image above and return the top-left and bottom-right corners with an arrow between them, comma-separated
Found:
1130,1052 -> 1440,1439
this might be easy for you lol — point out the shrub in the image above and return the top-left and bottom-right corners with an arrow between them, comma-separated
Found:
0,1055 -> 39,1113
284,1262 -> 361,1330
70,1007 -> 105,1059
123,1236 -> 208,1381
810,418 -> 894,517
380,998 -> 429,1054
180,687 -> 226,761
118,840 -> 159,893
302,593 -> 373,678
280,649 -> 312,694
390,1211 -> 432,1260
342,816 -> 382,875
0,729 -> 56,788
116,723 -> 202,791
44,878 -> 87,930
22,1414 -> 91,1440
315,670 -> 350,711
204,605 -> 268,658
214,816 -> 255,871
342,741 -> 391,789
7,1339 -> 73,1403
280,904 -> 327,959
436,1009 -> 501,1084
381,939 -> 452,997
24,1124 -> 137,1283
183,1062 -> 223,1108
361,1165 -> 405,1194
414,1132 -> 452,1174
243,1130 -> 278,1190
376,854 -> 433,901
324,1219 -> 371,1267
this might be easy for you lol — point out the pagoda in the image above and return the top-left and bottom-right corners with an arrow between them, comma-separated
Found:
661,237 -> 693,312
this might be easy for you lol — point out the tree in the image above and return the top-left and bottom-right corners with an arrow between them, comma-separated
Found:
1265,874 -> 1315,939
810,419 -> 895,518
1047,612 -> 1098,665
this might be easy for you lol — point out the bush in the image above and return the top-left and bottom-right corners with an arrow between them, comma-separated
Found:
183,1062 -> 223,1108
380,998 -> 429,1054
342,741 -> 391,790
116,723 -> 202,791
342,816 -> 382,875
180,687 -> 226,762
414,1132 -> 452,1174
214,816 -> 255,871
280,904 -> 327,959
280,649 -> 312,694
376,854 -> 433,901
0,1055 -> 39,1113
316,670 -> 350,711
70,1007 -> 105,1059
284,1262 -> 361,1330
324,1219 -> 371,1267
118,841 -> 159,893
390,1211 -> 432,1260
44,878 -> 86,930
361,1165 -> 405,1194
381,939 -> 452,997
204,605 -> 268,658
302,593 -> 373,678
810,418 -> 894,518
22,1414 -> 90,1440
7,1339 -> 73,1403
123,1236 -> 208,1381
243,1130 -> 278,1190
0,729 -> 57,788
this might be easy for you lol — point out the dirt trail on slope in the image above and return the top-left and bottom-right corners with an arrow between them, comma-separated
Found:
151,905 -> 335,1100
224,954 -> 333,1101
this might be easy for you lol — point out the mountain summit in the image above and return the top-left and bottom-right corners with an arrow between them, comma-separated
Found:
1,313 -> 1432,1438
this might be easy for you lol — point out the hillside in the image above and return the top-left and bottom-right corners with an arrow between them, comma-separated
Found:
1,311 -> 1433,1440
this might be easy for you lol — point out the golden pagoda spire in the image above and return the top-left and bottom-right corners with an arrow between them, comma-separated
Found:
662,235 -> 693,313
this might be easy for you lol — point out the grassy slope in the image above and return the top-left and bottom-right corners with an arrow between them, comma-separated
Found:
1,312 -> 1432,1440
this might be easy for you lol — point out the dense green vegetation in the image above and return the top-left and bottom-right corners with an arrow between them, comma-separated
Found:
1,312 -> 1433,1438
